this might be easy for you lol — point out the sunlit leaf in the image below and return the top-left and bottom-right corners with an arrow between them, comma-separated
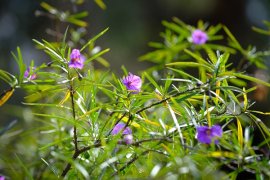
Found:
94,0 -> 106,10
236,117 -> 243,151
0,87 -> 15,106
208,151 -> 236,158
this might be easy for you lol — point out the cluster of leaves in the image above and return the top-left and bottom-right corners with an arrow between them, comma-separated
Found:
36,0 -> 106,49
1,5 -> 270,180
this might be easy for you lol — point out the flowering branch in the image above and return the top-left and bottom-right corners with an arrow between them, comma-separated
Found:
61,49 -> 86,177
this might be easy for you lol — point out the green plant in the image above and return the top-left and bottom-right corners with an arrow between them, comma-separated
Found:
0,2 -> 270,180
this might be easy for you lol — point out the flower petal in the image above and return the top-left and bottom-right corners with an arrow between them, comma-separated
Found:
211,125 -> 223,137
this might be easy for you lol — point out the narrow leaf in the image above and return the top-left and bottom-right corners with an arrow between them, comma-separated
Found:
81,28 -> 109,51
0,87 -> 15,106
236,117 -> 243,150
221,72 -> 270,87
166,62 -> 213,72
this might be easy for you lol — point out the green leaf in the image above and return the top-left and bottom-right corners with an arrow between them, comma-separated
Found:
85,48 -> 110,63
172,17 -> 188,27
223,26 -> 243,52
214,52 -> 230,77
41,158 -> 59,176
249,114 -> 270,148
33,39 -> 65,62
96,57 -> 110,67
39,137 -> 72,150
68,11 -> 88,19
205,44 -> 236,54
62,26 -> 69,48
252,26 -> 270,36
11,47 -> 26,85
66,17 -> 88,27
166,62 -> 213,72
167,67 -> 200,82
203,47 -> 217,63
23,102 -> 71,110
95,0 -> 106,10
162,21 -> 188,35
0,69 -> 17,86
74,162 -> 90,179
207,23 -> 223,35
15,154 -> 34,180
221,72 -> 270,87
144,72 -> 161,92
184,49 -> 209,65
228,78 -> 247,87
81,27 -> 109,51
40,2 -> 58,15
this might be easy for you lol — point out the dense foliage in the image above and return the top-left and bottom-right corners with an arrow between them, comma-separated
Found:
1,1 -> 270,179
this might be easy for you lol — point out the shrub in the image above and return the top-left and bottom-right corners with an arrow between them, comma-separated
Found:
0,1 -> 270,179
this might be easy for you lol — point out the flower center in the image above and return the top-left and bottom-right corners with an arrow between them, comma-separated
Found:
206,129 -> 211,136
127,81 -> 132,87
196,34 -> 203,40
72,57 -> 80,63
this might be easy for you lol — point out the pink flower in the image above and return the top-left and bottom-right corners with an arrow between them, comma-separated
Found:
122,73 -> 142,94
191,29 -> 208,45
123,134 -> 133,144
24,67 -> 37,80
68,49 -> 85,69
0,176 -> 5,180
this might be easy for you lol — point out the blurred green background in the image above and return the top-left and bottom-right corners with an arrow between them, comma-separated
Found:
0,0 -> 270,127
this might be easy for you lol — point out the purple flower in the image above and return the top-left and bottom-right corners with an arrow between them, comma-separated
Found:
24,67 -> 37,80
0,176 -> 5,180
196,125 -> 222,144
191,29 -> 208,45
123,134 -> 133,144
69,49 -> 85,69
122,73 -> 142,93
112,122 -> 132,135
112,122 -> 133,144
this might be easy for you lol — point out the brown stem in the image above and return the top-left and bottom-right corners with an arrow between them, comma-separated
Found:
70,88 -> 78,152
112,150 -> 150,176
60,136 -> 172,177
135,86 -> 202,114
130,137 -> 172,146
61,142 -> 102,177
61,83 -> 78,177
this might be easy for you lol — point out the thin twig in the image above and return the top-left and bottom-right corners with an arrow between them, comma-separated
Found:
61,141 -> 102,177
107,112 -> 127,136
112,150 -> 150,176
70,87 -> 78,152
130,137 -> 173,146
61,77 -> 79,177
60,136 -> 173,176
135,86 -> 202,114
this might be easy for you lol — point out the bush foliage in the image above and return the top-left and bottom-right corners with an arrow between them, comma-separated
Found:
0,1 -> 270,179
